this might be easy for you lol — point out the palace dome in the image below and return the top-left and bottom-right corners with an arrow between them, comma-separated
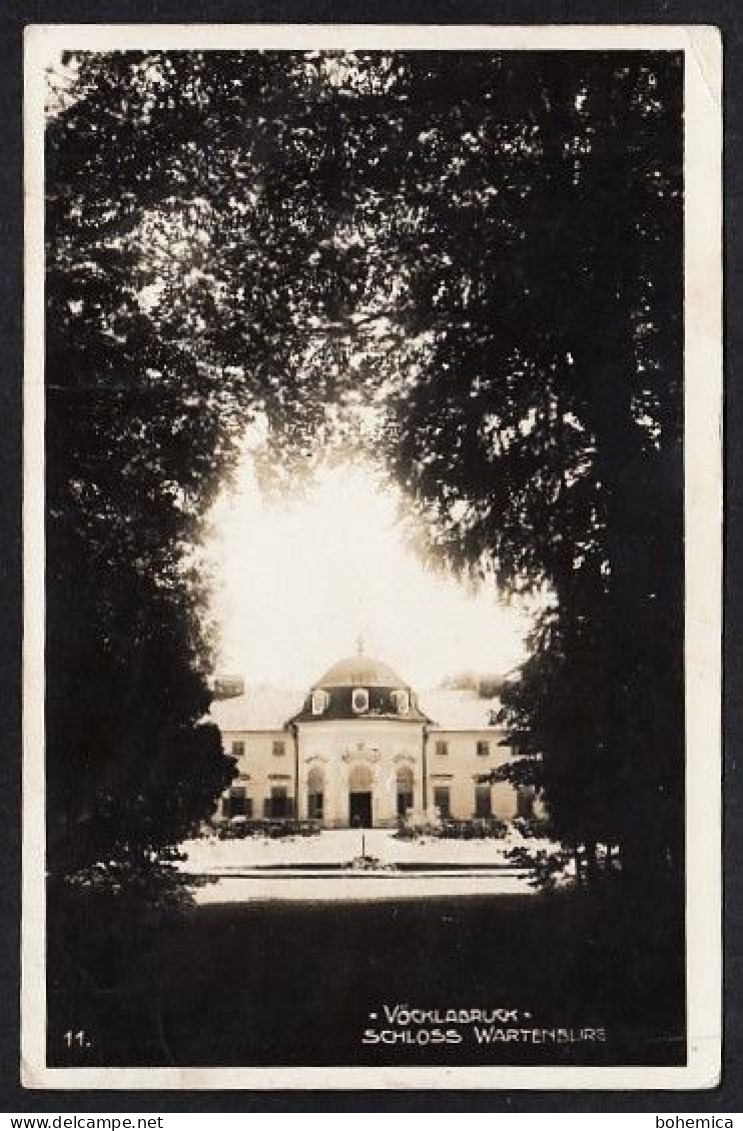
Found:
315,654 -> 405,690
288,649 -> 429,724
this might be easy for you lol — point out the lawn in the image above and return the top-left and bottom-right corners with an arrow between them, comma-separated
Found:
47,887 -> 685,1068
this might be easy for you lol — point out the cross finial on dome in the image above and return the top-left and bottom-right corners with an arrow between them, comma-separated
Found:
355,634 -> 365,656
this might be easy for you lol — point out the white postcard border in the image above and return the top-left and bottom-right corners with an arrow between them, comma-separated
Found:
22,22 -> 723,1091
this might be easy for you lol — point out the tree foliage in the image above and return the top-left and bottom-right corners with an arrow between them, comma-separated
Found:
343,53 -> 684,884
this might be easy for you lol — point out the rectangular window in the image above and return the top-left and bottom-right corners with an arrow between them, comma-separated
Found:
476,740 -> 490,757
474,784 -> 492,818
224,786 -> 248,818
267,785 -> 292,818
435,740 -> 449,757
231,740 -> 245,758
272,740 -> 286,757
433,785 -> 451,818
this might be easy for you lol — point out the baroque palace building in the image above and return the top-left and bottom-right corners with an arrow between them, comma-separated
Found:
210,646 -> 533,829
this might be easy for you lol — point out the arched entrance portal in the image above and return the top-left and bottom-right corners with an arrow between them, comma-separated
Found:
307,765 -> 325,822
396,764 -> 414,820
348,763 -> 373,828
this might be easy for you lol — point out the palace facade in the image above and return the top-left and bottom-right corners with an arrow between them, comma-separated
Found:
210,650 -> 533,829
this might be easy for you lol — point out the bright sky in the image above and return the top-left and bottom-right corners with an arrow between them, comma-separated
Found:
205,454 -> 531,690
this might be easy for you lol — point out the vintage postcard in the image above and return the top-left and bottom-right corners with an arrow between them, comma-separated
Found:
22,23 -> 722,1090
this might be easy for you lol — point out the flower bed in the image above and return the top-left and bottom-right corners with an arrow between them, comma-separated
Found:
212,817 -> 322,840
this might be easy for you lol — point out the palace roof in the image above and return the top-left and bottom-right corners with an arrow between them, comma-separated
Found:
314,653 -> 405,689
210,684 -> 502,733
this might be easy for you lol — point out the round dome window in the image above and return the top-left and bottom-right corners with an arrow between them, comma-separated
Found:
352,687 -> 369,714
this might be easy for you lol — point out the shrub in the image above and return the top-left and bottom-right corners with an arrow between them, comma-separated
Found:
505,845 -> 574,891
437,817 -> 509,840
512,815 -> 553,840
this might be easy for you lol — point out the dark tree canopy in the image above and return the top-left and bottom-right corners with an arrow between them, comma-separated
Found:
46,50 -> 683,885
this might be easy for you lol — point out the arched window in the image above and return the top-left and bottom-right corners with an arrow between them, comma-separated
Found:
307,765 -> 325,821
396,765 -> 414,819
352,687 -> 369,714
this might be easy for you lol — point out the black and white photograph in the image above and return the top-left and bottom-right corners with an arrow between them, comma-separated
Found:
21,23 -> 722,1090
